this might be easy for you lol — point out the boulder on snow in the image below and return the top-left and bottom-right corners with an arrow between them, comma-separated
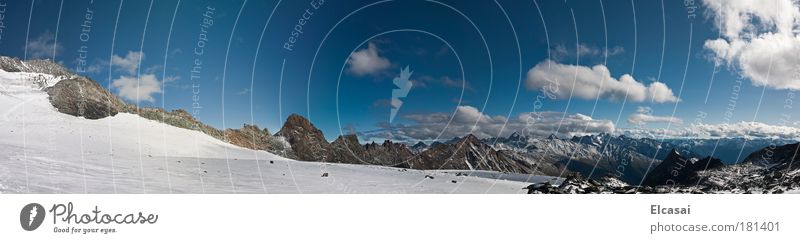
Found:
44,76 -> 124,119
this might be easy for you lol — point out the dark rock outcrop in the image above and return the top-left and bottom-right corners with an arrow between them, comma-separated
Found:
643,149 -> 724,186
44,76 -> 125,119
743,142 -> 800,168
276,114 -> 334,161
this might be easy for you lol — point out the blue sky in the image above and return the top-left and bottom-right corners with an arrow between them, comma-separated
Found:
3,0 -> 800,142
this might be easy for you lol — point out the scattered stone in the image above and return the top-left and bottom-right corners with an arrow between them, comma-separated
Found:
321,173 -> 329,177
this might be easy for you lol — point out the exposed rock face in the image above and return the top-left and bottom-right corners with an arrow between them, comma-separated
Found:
222,124 -> 292,157
413,134 -> 534,173
44,76 -> 125,119
643,149 -> 725,186
0,56 -> 72,77
276,114 -> 334,161
224,124 -> 272,150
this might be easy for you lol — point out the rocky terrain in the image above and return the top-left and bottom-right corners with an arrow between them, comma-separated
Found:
527,143 -> 800,194
276,114 -> 335,162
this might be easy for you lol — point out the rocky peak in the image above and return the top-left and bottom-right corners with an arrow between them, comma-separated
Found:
279,114 -> 324,137
276,114 -> 332,162
643,148 -> 724,186
411,141 -> 428,152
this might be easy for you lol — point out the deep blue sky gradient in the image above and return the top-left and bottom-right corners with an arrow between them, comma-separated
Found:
0,0 -> 790,141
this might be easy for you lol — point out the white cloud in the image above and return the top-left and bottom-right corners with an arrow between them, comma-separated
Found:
702,0 -> 800,90
626,106 -> 683,126
111,51 -> 144,75
111,74 -> 163,103
360,105 -> 615,142
346,42 -> 391,76
26,31 -> 62,59
681,122 -> 800,139
525,60 -> 680,103
622,121 -> 800,140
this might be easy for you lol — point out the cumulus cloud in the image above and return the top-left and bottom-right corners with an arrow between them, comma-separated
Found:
525,60 -> 680,103
627,106 -> 683,126
25,31 -> 62,59
112,51 -> 144,75
682,122 -> 800,139
111,74 -> 164,103
702,0 -> 800,90
359,105 -> 616,142
347,42 -> 391,76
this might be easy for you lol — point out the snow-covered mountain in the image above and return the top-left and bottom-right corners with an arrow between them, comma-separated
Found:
0,57 -> 546,194
482,133 -> 664,184
410,134 -> 537,174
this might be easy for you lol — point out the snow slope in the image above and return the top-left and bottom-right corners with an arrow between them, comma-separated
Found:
0,70 -> 544,193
